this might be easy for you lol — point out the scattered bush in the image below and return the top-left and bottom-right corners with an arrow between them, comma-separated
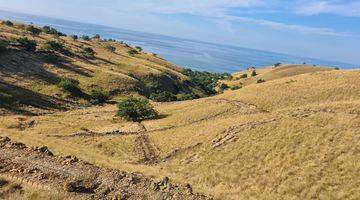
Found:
128,49 -> 139,56
93,34 -> 101,39
43,53 -> 61,63
70,35 -> 78,40
177,93 -> 199,101
26,25 -> 42,35
231,85 -> 241,90
251,70 -> 257,77
2,20 -> 13,26
41,40 -> 70,55
0,40 -> 8,52
274,63 -> 281,67
105,45 -> 116,52
58,78 -> 81,94
17,37 -> 37,51
82,46 -> 95,58
257,79 -> 266,84
81,35 -> 91,41
90,89 -> 108,105
135,46 -> 142,52
117,97 -> 158,121
219,83 -> 229,91
42,26 -> 66,36
240,74 -> 248,79
0,91 -> 13,105
149,91 -> 177,102
334,67 -> 340,70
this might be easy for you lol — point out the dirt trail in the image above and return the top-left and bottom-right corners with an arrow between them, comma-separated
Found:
0,136 -> 210,200
133,123 -> 161,165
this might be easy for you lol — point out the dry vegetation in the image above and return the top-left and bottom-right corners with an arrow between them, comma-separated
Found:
0,21 -> 359,199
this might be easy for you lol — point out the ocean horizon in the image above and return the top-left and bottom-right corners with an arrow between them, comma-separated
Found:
0,10 -> 357,73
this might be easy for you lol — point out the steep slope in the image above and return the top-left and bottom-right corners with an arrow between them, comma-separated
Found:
1,68 -> 359,199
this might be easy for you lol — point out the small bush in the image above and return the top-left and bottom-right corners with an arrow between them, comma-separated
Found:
274,63 -> 281,67
128,49 -> 139,56
150,91 -> 177,102
0,40 -> 8,52
117,97 -> 158,121
26,25 -> 42,35
105,45 -> 116,52
251,70 -> 257,77
135,46 -> 142,52
81,35 -> 91,41
82,47 -> 95,58
58,78 -> 81,94
219,83 -> 229,91
177,93 -> 199,101
90,89 -> 108,105
42,40 -> 66,53
334,67 -> 340,70
42,26 -> 66,36
93,34 -> 101,39
70,35 -> 78,40
231,85 -> 241,90
17,37 -> 37,51
2,20 -> 13,26
240,74 -> 248,79
43,53 -> 61,63
257,79 -> 266,84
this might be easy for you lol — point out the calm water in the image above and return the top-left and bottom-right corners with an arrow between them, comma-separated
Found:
0,10 -> 356,72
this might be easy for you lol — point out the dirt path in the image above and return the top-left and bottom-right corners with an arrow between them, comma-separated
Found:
0,136 -> 210,200
133,123 -> 161,165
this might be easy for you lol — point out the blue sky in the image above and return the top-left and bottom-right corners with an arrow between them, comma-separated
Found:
0,0 -> 359,65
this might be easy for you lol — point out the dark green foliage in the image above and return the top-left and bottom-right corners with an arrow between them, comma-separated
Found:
219,83 -> 229,91
334,67 -> 340,70
257,79 -> 266,84
117,97 -> 158,121
251,70 -> 257,77
2,20 -> 13,26
43,53 -> 61,63
70,35 -> 78,40
82,46 -> 95,58
58,78 -> 81,95
16,37 -> 37,51
42,26 -> 66,36
128,49 -> 139,56
135,46 -> 142,52
231,85 -> 241,90
42,40 -> 67,53
177,93 -> 199,101
93,34 -> 101,39
0,91 -> 13,105
240,74 -> 248,79
274,63 -> 281,67
90,89 -> 108,105
105,45 -> 116,52
0,40 -> 8,52
150,91 -> 177,102
81,35 -> 91,41
26,25 -> 42,35
182,69 -> 230,95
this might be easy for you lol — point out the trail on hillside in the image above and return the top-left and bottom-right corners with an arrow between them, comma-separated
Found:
133,122 -> 161,164
0,136 -> 210,200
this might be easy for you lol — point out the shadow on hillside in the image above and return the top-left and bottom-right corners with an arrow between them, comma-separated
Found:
0,81 -> 68,116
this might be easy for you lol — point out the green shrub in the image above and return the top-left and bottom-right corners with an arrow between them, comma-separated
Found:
231,85 -> 241,90
274,63 -> 281,67
42,26 -> 66,36
257,79 -> 266,84
17,37 -> 37,51
0,91 -> 13,105
93,34 -> 101,39
135,46 -> 142,52
334,67 -> 340,70
0,40 -> 8,52
26,25 -> 42,35
117,97 -> 158,121
128,49 -> 139,56
240,74 -> 248,79
219,83 -> 229,91
58,78 -> 81,94
43,53 -> 60,63
41,40 -> 67,53
81,35 -> 90,41
105,45 -> 116,52
149,91 -> 177,102
82,47 -> 95,58
2,20 -> 13,26
70,35 -> 78,40
251,70 -> 257,77
90,89 -> 108,105
177,93 -> 199,101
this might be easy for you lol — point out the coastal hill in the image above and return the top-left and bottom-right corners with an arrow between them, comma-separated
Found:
0,21 -> 359,199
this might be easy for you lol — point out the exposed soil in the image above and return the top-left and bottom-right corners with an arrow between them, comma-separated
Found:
0,136 -> 211,200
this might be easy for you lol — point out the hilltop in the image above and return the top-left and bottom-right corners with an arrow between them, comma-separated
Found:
0,20 -> 359,200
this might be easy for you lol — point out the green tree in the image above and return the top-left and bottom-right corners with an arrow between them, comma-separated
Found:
17,37 -> 37,51
117,97 -> 158,121
26,25 -> 42,35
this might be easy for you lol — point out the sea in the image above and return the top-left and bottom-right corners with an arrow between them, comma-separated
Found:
0,10 -> 357,73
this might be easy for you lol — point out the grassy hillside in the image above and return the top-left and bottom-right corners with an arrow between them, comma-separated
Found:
0,20 -> 359,200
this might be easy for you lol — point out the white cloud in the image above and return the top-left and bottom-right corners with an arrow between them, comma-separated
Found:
294,0 -> 360,17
